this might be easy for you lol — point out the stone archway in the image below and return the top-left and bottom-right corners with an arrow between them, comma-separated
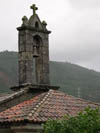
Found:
33,35 -> 43,84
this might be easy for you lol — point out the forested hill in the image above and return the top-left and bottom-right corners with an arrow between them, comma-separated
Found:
0,51 -> 100,103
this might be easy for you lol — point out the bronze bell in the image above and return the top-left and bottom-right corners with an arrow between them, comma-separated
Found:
33,46 -> 39,58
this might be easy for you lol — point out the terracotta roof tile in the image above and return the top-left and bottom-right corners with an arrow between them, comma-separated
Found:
0,90 -> 99,123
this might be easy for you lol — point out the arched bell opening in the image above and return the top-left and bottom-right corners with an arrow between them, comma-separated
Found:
33,35 -> 42,58
35,21 -> 39,29
32,35 -> 43,84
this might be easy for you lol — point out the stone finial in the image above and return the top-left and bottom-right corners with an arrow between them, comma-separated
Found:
42,21 -> 47,25
30,4 -> 38,15
42,21 -> 47,29
22,16 -> 28,26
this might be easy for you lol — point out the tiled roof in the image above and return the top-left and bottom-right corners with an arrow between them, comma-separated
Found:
0,90 -> 98,123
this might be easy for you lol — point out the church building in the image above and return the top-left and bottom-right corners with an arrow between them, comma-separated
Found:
0,4 -> 99,133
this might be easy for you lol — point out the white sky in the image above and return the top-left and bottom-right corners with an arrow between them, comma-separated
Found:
0,0 -> 100,71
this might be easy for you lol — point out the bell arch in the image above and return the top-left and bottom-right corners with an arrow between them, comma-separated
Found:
35,21 -> 39,28
32,35 -> 43,84
33,35 -> 43,47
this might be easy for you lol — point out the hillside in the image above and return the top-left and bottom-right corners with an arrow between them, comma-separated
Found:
0,51 -> 100,103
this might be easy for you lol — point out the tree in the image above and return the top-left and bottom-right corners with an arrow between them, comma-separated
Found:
43,107 -> 100,133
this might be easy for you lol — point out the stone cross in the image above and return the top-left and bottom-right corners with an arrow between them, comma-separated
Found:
30,4 -> 38,15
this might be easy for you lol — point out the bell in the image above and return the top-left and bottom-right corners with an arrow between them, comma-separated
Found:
33,46 -> 39,58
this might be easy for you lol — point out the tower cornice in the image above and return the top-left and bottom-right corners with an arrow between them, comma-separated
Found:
17,26 -> 51,34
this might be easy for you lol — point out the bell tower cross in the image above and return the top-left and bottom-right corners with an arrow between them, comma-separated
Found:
30,4 -> 38,15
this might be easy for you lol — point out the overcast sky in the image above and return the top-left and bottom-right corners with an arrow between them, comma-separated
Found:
0,0 -> 100,71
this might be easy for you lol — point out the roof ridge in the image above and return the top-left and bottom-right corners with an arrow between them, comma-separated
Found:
28,90 -> 52,119
0,87 -> 29,104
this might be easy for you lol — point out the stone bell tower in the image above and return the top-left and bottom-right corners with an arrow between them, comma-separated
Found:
17,4 -> 51,85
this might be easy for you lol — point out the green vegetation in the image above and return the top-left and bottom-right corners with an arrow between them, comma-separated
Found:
43,107 -> 100,133
50,61 -> 100,102
0,51 -> 18,92
0,51 -> 100,102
